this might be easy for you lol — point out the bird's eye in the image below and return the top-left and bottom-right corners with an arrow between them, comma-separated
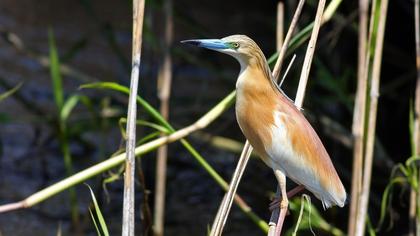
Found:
232,42 -> 240,49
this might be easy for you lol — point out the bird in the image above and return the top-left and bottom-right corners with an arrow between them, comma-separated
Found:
182,35 -> 346,234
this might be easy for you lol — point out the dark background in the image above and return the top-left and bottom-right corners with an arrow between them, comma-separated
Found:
0,0 -> 417,235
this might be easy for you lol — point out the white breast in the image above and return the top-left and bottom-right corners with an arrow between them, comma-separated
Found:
265,111 -> 335,208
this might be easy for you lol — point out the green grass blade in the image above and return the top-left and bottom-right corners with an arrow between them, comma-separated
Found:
366,216 -> 376,236
376,177 -> 407,231
119,117 -> 171,135
48,29 -> 64,110
409,103 -> 416,156
81,82 -> 173,128
138,131 -> 161,144
60,95 -> 80,122
48,39 -> 79,224
0,82 -> 23,103
406,155 -> 420,169
89,208 -> 102,236
86,184 -> 109,236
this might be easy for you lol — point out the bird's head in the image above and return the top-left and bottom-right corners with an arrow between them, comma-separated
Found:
181,35 -> 265,69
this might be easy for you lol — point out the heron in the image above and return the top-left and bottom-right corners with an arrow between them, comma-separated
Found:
182,35 -> 346,235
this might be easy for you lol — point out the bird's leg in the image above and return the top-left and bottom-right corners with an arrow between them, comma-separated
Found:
269,185 -> 305,211
268,186 -> 280,236
274,170 -> 288,236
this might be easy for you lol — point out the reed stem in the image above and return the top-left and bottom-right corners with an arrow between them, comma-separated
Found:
348,0 -> 369,234
354,0 -> 389,234
122,0 -> 145,234
154,0 -> 173,235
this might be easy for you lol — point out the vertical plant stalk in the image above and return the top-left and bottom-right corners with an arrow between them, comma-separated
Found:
277,1 -> 284,51
122,0 -> 145,235
210,141 -> 253,236
348,0 -> 369,234
48,30 -> 79,226
409,0 -> 420,234
294,0 -> 326,107
352,0 -> 378,231
354,0 -> 389,235
272,0 -> 306,81
154,0 -> 173,235
270,1 -> 326,235
209,2 -> 306,235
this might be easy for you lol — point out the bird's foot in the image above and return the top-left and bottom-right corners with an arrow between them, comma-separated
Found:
269,185 -> 305,211
280,198 -> 289,209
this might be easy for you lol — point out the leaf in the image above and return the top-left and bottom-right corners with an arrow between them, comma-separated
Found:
119,117 -> 171,134
60,95 -> 80,122
0,82 -> 23,103
89,208 -> 102,236
80,82 -> 129,94
81,82 -> 173,129
366,216 -> 377,236
86,184 -> 109,236
409,103 -> 416,156
376,177 -> 406,231
138,131 -> 161,144
48,28 -> 64,110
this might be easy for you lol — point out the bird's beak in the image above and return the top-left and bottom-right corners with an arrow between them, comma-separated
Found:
181,39 -> 229,50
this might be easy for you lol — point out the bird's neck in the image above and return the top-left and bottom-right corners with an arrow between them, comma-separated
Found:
236,57 -> 278,95
235,51 -> 298,108
234,60 -> 279,160
236,63 -> 274,96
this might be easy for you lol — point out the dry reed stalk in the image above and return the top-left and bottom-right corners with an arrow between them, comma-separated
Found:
354,0 -> 389,235
277,2 -> 284,51
210,141 -> 253,236
270,1 -> 326,235
409,0 -> 420,235
350,0 -> 378,231
122,0 -> 145,235
209,2 -> 306,235
348,0 -> 369,234
409,187 -> 417,236
294,0 -> 326,107
272,0 -> 306,81
154,0 -> 173,235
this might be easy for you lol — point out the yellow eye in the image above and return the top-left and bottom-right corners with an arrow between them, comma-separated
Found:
232,42 -> 240,49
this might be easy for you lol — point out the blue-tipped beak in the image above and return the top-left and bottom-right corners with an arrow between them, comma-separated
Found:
181,39 -> 229,50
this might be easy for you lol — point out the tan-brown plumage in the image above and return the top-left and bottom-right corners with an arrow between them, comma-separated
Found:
231,35 -> 345,207
182,34 -> 346,233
